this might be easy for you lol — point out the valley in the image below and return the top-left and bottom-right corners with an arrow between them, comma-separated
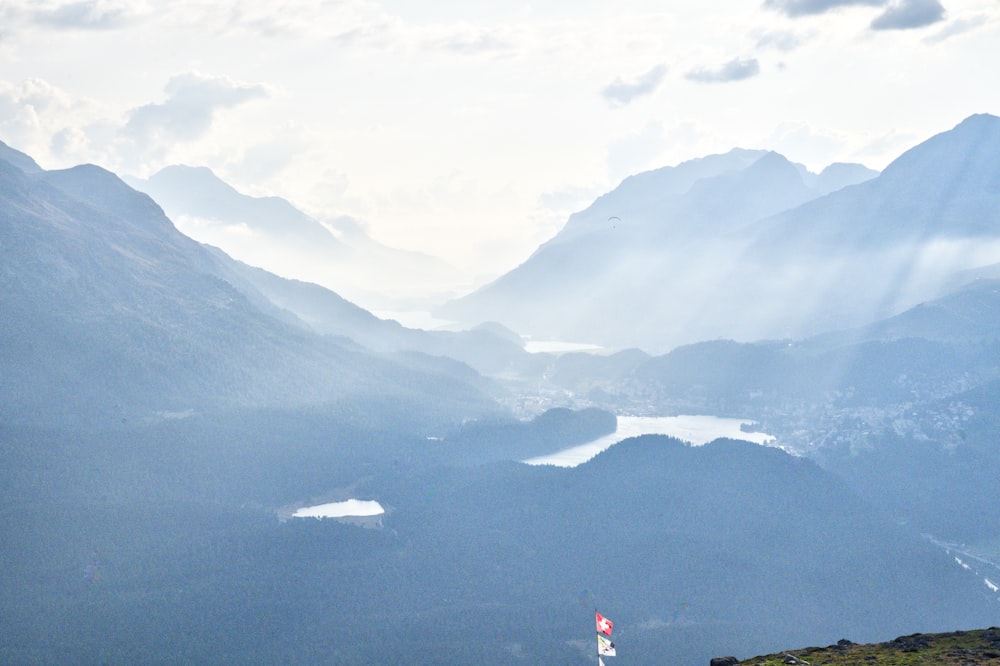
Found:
3,114 -> 1000,664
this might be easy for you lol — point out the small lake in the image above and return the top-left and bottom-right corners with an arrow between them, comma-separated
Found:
291,499 -> 385,519
523,415 -> 775,467
522,339 -> 606,354
289,416 -> 774,520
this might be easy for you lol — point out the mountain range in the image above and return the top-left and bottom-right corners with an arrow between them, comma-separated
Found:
440,114 -> 1000,353
535,271 -> 1000,543
3,117 -> 1000,665
126,165 -> 467,310
0,143 -> 495,429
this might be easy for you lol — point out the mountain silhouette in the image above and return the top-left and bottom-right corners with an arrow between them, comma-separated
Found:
2,136 -> 999,666
127,165 -> 465,309
441,115 -> 999,353
0,152 -> 493,427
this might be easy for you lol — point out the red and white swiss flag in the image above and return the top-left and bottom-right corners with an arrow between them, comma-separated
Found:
596,611 -> 613,636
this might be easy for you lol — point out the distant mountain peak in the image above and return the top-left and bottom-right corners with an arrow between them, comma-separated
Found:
0,139 -> 43,174
139,164 -> 247,209
42,163 -> 174,232
441,114 -> 1000,351
742,150 -> 802,180
128,165 -> 338,246
812,162 -> 880,196
955,111 -> 1000,129
0,143 -> 495,425
159,163 -> 214,175
880,112 -> 1000,184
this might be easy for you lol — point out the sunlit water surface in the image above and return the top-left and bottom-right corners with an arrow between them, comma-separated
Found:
524,415 -> 775,467
291,499 -> 385,519
291,416 -> 774,518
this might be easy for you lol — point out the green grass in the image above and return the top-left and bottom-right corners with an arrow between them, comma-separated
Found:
737,629 -> 1000,665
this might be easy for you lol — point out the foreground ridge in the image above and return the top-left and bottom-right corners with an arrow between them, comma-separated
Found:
717,628 -> 1000,665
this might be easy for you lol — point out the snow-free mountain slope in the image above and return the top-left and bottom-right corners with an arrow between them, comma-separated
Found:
728,114 -> 1000,340
130,165 -> 346,251
438,148 -> 881,350
217,253 -> 539,378
0,153 -> 494,427
751,113 -> 1000,251
441,115 -> 1000,353
812,161 -> 880,196
349,435 -> 998,664
127,165 -> 465,309
0,139 -> 43,174
3,135 -> 1000,666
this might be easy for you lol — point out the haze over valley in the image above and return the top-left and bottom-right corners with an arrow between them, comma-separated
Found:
5,111 -> 1000,663
4,2 -> 1000,663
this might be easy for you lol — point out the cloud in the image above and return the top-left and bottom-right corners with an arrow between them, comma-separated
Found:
852,129 -> 920,166
763,0 -> 885,18
923,14 -> 989,43
330,20 -> 400,48
221,122 -> 316,188
217,2 -> 307,38
423,25 -> 519,55
685,58 -> 760,83
123,73 -> 269,145
606,120 -> 670,180
601,64 -> 668,107
50,125 -> 90,156
753,29 -> 804,51
0,77 -> 75,115
0,78 -> 98,162
0,72 -> 275,177
762,122 -> 847,168
29,0 -> 142,31
870,0 -> 946,30
764,0 -> 946,29
537,184 -> 600,213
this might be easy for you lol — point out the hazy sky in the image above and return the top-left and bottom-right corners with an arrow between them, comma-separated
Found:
1,0 -> 998,279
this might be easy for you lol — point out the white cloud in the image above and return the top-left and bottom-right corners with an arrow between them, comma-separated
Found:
0,78 -> 103,164
764,0 -> 946,31
763,0 -> 885,18
1,77 -> 74,115
685,57 -> 760,83
2,1 -> 1000,283
607,120 -> 670,181
31,0 -> 141,30
761,122 -> 848,169
0,0 -> 149,34
538,184 -> 601,213
188,0 -> 392,41
329,18 -> 404,49
0,72 -> 272,177
601,64 -> 668,107
752,28 -> 805,51
870,0 -> 946,30
50,125 -> 90,157
220,124 -> 312,190
851,129 -> 921,168
922,13 -> 990,43
421,24 -> 521,56
123,73 -> 269,145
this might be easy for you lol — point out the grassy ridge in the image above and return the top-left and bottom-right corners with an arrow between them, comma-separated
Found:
737,628 -> 1000,665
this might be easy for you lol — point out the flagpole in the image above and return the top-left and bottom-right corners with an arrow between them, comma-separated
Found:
595,609 -> 614,663
595,608 -> 600,666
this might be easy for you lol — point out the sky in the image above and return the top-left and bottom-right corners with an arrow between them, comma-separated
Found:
1,0 -> 999,284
